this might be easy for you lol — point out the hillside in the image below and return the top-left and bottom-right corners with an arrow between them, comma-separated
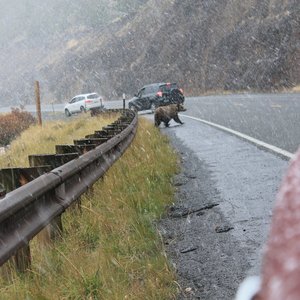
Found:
0,0 -> 299,105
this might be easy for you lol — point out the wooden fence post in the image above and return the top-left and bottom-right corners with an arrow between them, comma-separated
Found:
35,80 -> 42,126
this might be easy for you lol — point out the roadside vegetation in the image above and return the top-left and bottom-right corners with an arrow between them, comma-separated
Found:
292,85 -> 300,93
0,108 -> 36,147
0,114 -> 178,299
0,112 -> 118,167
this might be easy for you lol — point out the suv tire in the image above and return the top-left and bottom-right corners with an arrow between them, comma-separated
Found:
129,104 -> 136,112
65,109 -> 71,117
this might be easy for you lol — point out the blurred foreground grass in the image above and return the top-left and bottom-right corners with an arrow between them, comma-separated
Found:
0,114 -> 178,299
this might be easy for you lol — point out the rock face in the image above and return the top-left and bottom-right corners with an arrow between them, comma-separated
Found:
0,0 -> 299,105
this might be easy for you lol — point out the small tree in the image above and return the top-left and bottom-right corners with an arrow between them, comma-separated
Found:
0,108 -> 36,146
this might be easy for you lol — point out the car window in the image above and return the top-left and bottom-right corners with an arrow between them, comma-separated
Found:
87,93 -> 99,99
144,86 -> 153,94
76,96 -> 85,102
160,83 -> 177,92
149,85 -> 159,93
138,88 -> 145,97
153,85 -> 160,93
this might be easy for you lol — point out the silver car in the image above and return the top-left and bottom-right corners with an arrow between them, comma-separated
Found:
64,93 -> 103,117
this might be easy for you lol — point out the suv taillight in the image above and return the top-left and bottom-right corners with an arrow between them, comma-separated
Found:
85,99 -> 93,103
156,91 -> 163,97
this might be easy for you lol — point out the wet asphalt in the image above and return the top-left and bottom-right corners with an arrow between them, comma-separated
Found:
143,114 -> 289,299
184,93 -> 300,153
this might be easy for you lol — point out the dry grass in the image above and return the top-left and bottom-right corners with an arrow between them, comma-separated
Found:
0,113 -> 117,168
292,85 -> 300,93
0,109 -> 36,147
0,116 -> 178,299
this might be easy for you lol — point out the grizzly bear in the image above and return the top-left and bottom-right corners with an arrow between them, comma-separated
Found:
154,103 -> 186,127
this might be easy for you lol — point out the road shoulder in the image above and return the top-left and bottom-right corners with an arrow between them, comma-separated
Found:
157,117 -> 288,299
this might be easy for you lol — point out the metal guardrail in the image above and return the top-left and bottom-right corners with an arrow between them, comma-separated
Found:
0,109 -> 137,269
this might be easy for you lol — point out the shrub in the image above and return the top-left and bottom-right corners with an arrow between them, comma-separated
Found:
0,108 -> 36,146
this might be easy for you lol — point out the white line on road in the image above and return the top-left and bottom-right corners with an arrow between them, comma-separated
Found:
180,114 -> 294,160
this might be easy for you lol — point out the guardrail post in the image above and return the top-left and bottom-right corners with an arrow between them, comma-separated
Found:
74,138 -> 108,146
0,183 -> 6,199
1,245 -> 31,280
102,125 -> 122,136
56,144 -> 96,155
13,245 -> 31,273
94,130 -> 114,138
0,168 -> 50,275
28,154 -> 78,244
28,153 -> 79,170
85,134 -> 110,141
55,146 -> 96,211
0,167 -> 49,192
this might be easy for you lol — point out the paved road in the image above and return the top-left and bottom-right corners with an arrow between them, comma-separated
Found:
146,115 -> 289,299
184,93 -> 300,153
141,93 -> 300,298
139,93 -> 300,299
2,93 -> 299,154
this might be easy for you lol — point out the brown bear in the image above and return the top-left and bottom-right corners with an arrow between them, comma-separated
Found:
154,103 -> 186,127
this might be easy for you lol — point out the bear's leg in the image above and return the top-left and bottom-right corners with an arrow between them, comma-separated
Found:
163,117 -> 170,127
173,115 -> 184,124
154,114 -> 161,127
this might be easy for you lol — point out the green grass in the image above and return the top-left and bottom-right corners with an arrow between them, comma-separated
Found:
0,115 -> 179,299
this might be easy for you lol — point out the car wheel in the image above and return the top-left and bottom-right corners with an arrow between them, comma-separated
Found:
65,109 -> 71,117
129,104 -> 136,111
80,106 -> 86,113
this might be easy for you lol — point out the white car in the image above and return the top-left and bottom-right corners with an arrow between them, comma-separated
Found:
64,93 -> 104,117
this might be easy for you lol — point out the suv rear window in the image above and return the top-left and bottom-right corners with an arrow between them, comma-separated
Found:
144,85 -> 158,94
159,83 -> 178,92
87,93 -> 99,99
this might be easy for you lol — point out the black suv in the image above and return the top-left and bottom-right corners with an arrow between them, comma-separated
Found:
128,82 -> 184,112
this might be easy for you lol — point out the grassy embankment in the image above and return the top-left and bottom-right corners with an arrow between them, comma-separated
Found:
0,113 -> 178,299
292,85 -> 300,93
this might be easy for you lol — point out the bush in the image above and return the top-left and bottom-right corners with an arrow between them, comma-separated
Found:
0,108 -> 36,146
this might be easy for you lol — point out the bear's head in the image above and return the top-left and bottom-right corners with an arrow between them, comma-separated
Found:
177,103 -> 187,112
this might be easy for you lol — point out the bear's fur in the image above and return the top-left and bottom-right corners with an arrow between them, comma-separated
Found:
154,103 -> 186,127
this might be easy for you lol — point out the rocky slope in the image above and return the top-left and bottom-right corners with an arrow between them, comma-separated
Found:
0,0 -> 299,105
